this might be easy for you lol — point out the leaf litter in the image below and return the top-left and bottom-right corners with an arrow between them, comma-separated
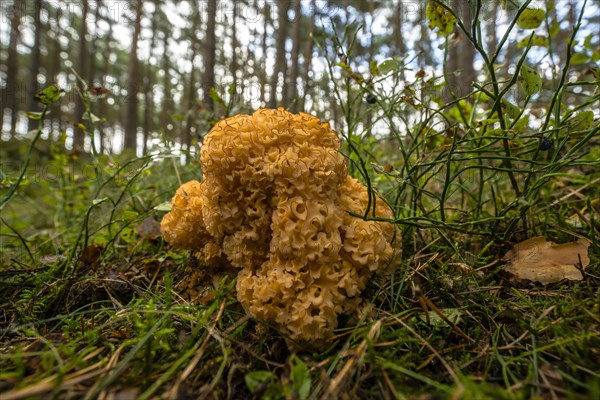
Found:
502,236 -> 590,284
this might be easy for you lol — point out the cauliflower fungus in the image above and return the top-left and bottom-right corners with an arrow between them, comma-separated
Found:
161,108 -> 398,349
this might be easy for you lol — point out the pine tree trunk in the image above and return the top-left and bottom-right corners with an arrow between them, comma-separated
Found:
26,0 -> 42,132
299,0 -> 316,112
73,0 -> 89,151
184,8 -> 201,155
286,0 -> 302,111
123,0 -> 142,152
3,2 -> 22,137
230,2 -> 240,97
259,3 -> 270,105
202,0 -> 217,111
446,1 -> 475,100
49,4 -> 63,138
161,30 -> 172,138
268,0 -> 289,108
393,0 -> 406,81
143,15 -> 157,156
99,10 -> 113,154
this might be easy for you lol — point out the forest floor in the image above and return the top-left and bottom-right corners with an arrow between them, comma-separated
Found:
0,129 -> 598,400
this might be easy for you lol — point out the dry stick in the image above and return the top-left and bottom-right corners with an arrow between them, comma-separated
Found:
548,177 -> 600,207
322,320 -> 382,400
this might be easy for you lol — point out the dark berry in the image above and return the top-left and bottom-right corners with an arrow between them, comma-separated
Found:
539,136 -> 553,151
366,93 -> 377,104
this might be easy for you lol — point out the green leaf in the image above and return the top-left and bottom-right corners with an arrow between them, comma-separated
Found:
245,370 -> 277,394
501,100 -> 521,119
120,227 -> 136,244
171,113 -> 186,122
34,84 -> 64,105
485,128 -> 505,136
122,210 -> 139,220
476,118 -> 500,128
591,67 -> 600,88
583,33 -> 593,50
82,112 -> 105,123
564,111 -> 594,131
520,64 -> 542,95
517,8 -> 546,29
514,114 -> 529,133
209,87 -> 226,107
92,197 -> 108,206
517,35 -> 548,48
549,19 -> 559,38
445,99 -> 472,123
154,202 -> 172,212
25,111 -> 44,120
290,355 -> 311,400
418,308 -> 463,327
335,62 -> 353,74
426,1 -> 456,36
570,53 -> 589,65
369,60 -> 379,76
377,59 -> 398,75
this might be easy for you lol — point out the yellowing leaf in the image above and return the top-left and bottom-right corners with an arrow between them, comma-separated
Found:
518,35 -> 548,48
34,84 -> 64,105
502,237 -> 590,285
426,1 -> 456,36
520,64 -> 542,95
25,111 -> 44,120
517,8 -> 546,29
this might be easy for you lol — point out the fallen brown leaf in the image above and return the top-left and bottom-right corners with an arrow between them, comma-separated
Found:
136,216 -> 161,240
502,236 -> 590,285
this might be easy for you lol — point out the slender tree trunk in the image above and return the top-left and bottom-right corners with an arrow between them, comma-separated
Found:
299,0 -> 316,112
184,7 -> 201,155
485,2 -> 497,57
202,0 -> 217,111
89,2 -> 101,86
230,1 -> 240,97
73,0 -> 89,151
123,0 -> 143,152
286,0 -> 302,111
393,0 -> 406,81
447,1 -> 475,100
99,11 -> 112,154
365,0 -> 375,137
48,3 -> 63,137
419,22 -> 432,70
161,28 -> 172,137
3,2 -> 22,137
268,0 -> 289,108
143,15 -> 157,155
26,0 -> 42,132
259,3 -> 270,105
